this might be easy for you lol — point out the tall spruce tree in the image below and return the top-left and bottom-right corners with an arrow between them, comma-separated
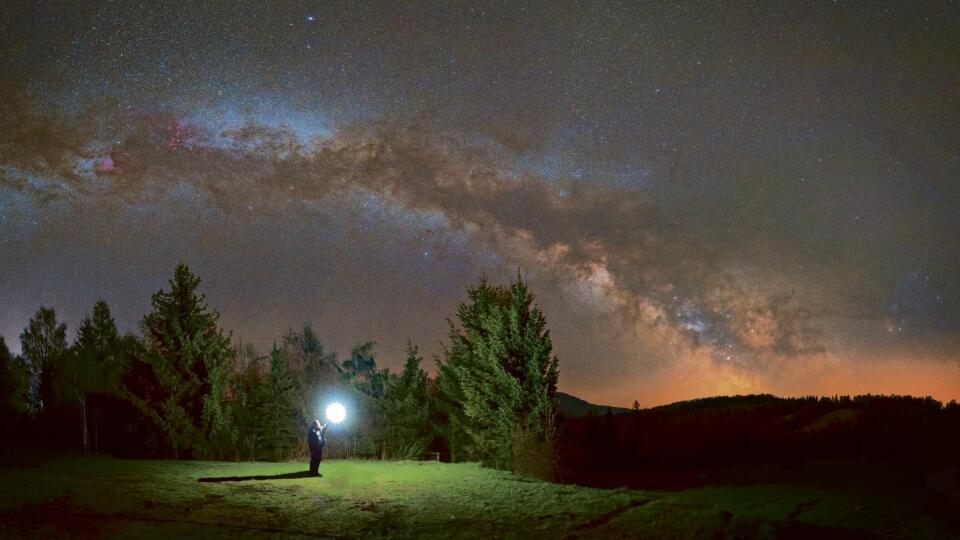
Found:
20,306 -> 68,414
259,345 -> 300,461
64,301 -> 120,452
382,342 -> 431,458
227,343 -> 266,460
435,275 -> 559,474
123,264 -> 233,458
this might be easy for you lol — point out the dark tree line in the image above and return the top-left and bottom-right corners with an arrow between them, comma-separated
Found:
0,264 -> 559,478
558,393 -> 960,488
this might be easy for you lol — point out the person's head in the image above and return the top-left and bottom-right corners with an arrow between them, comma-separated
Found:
312,419 -> 321,429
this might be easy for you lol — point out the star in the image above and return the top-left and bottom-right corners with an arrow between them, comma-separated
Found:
1,0 -> 957,409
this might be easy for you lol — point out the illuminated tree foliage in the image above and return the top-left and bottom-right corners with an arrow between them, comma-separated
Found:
341,341 -> 388,399
283,323 -> 338,437
338,342 -> 391,457
381,342 -> 431,458
223,343 -> 264,460
123,264 -> 234,458
259,345 -> 301,461
436,275 -> 559,476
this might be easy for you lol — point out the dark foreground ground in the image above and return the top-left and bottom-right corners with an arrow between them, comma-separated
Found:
0,455 -> 957,539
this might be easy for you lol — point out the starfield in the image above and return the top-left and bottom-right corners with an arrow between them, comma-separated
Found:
1,1 -> 958,538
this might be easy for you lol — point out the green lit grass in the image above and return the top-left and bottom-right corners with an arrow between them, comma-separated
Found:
0,456 -> 954,538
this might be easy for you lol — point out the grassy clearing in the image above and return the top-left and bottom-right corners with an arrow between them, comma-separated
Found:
0,455 -> 955,538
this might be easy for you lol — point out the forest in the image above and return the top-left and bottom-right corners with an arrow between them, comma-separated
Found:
2,263 -> 958,486
559,393 -> 960,489
0,263 -> 558,478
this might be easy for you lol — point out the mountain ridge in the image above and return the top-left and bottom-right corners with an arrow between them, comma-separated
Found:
557,392 -> 631,417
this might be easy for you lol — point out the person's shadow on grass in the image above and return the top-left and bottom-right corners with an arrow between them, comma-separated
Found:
198,471 -> 318,482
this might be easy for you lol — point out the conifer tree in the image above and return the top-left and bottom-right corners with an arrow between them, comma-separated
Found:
435,279 -> 497,461
64,301 -> 121,452
122,264 -> 233,458
435,274 -> 559,474
382,342 -> 431,458
259,345 -> 300,461
227,343 -> 266,460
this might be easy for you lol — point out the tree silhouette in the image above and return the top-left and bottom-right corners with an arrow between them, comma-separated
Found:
122,264 -> 233,458
20,306 -> 67,414
63,301 -> 121,452
0,336 -> 31,418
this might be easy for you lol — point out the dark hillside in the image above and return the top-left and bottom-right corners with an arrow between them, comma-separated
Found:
557,392 -> 630,418
557,394 -> 960,488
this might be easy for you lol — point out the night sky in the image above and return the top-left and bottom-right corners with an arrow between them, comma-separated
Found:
1,1 -> 958,406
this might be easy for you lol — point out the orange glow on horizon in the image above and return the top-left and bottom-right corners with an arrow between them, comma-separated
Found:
568,350 -> 960,409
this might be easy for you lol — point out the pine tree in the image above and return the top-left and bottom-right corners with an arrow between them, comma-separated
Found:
225,342 -> 265,460
122,264 -> 233,458
435,278 -> 498,462
382,342 -> 431,458
20,306 -> 68,414
63,301 -> 121,452
259,345 -> 300,461
501,276 -> 559,446
435,274 -> 559,475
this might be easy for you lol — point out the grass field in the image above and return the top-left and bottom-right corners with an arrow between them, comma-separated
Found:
0,455 -> 956,539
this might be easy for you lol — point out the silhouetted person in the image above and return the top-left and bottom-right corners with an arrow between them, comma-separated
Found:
308,419 -> 328,476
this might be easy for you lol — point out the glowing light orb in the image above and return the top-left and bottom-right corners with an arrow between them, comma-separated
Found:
326,402 -> 346,424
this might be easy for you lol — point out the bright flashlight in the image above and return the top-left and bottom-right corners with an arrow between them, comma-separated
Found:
326,402 -> 346,424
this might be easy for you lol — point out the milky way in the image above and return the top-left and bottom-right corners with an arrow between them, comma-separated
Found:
1,1 -> 958,405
